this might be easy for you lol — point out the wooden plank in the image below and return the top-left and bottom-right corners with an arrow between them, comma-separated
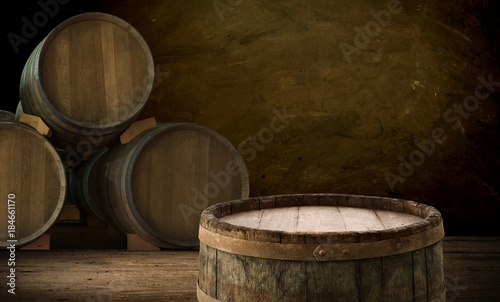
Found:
20,234 -> 50,250
19,113 -> 52,136
443,236 -> 500,253
198,243 -> 208,294
375,209 -> 423,229
257,207 -> 299,232
306,260 -> 359,301
381,252 -> 414,302
426,240 -> 444,300
120,117 -> 157,144
219,205 -> 426,233
12,250 -> 199,301
413,248 -> 428,302
198,242 -> 218,299
443,250 -> 500,302
216,250 -> 306,301
219,210 -> 263,229
206,245 -> 217,298
338,206 -> 386,232
358,258 -> 382,301
297,206 -> 346,232
220,206 -> 349,233
57,204 -> 81,221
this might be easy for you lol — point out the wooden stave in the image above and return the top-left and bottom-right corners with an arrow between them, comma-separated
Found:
69,148 -> 108,222
19,12 -> 154,152
198,194 -> 445,302
93,123 -> 250,248
198,240 -> 445,302
0,122 -> 66,248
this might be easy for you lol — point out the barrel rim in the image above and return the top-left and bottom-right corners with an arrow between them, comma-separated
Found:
34,12 -> 154,129
198,194 -> 444,261
0,123 -> 66,248
118,123 -> 250,248
0,110 -> 16,122
200,194 -> 442,244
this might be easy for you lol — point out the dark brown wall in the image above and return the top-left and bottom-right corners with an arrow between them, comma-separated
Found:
5,0 -> 500,235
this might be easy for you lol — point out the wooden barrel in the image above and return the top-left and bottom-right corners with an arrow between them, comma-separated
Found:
19,12 -> 154,153
14,101 -> 24,121
198,194 -> 445,302
0,110 -> 15,122
89,123 -> 249,248
0,123 -> 66,248
69,148 -> 108,222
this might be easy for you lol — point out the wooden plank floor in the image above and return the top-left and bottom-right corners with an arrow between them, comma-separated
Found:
0,237 -> 498,301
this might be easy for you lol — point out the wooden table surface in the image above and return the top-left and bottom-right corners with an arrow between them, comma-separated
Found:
0,236 -> 498,301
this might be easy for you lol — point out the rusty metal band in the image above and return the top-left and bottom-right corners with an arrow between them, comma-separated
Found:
199,221 -> 444,261
197,280 -> 220,302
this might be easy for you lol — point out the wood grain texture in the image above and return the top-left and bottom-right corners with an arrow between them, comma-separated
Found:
0,237 -> 496,301
198,194 -> 445,301
18,113 -> 52,136
92,123 -> 249,248
0,110 -> 15,122
0,123 -> 66,248
220,206 -> 422,232
19,12 -> 154,151
199,241 -> 444,302
120,117 -> 157,144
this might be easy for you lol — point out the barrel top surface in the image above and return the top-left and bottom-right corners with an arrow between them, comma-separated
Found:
199,194 -> 444,261
201,194 -> 443,244
0,123 -> 66,247
128,123 -> 249,247
37,12 -> 154,127
219,206 -> 423,233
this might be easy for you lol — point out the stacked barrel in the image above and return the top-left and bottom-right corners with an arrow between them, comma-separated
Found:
1,12 -> 249,249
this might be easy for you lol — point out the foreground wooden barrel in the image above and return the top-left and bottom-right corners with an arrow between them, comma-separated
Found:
89,123 -> 249,248
19,12 -> 154,153
0,123 -> 66,248
0,110 -> 15,122
198,194 -> 445,302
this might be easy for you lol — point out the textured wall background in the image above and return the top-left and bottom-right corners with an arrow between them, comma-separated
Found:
4,0 -> 500,235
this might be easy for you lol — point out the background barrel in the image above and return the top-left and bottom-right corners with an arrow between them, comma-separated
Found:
85,122 -> 249,248
0,110 -> 15,122
0,123 -> 66,248
14,102 -> 23,121
69,148 -> 108,222
19,12 -> 154,153
198,194 -> 445,302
